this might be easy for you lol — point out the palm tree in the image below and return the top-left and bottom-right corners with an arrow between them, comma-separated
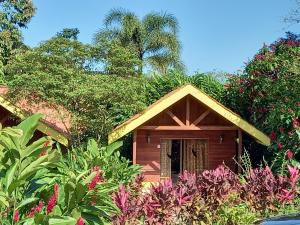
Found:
94,8 -> 183,75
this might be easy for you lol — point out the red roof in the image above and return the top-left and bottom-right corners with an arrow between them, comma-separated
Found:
0,86 -> 71,137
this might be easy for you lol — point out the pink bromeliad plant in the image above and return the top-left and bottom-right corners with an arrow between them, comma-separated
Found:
112,164 -> 300,225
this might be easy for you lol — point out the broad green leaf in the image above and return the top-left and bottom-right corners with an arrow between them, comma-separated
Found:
16,197 -> 39,209
22,136 -> 52,158
15,114 -> 43,147
1,127 -> 23,137
49,216 -> 76,225
104,141 -> 123,157
5,160 -> 19,191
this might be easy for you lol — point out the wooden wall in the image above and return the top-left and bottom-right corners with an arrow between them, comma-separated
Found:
136,129 -> 237,182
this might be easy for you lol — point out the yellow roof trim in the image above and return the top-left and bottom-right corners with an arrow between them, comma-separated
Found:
0,96 -> 69,146
108,84 -> 270,146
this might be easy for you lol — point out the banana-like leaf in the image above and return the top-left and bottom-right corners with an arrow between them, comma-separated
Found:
5,160 -> 19,191
1,127 -> 23,137
16,197 -> 39,210
103,141 -> 123,157
15,114 -> 43,148
21,136 -> 52,158
48,217 -> 77,225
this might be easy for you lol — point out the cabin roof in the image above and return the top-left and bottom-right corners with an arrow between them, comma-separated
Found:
108,84 -> 270,146
0,86 -> 70,146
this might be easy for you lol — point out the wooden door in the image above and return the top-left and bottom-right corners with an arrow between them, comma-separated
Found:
183,139 -> 208,175
160,139 -> 172,179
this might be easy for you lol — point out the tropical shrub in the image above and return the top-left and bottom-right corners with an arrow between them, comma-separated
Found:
224,32 -> 300,170
112,164 -> 300,225
0,114 -> 140,224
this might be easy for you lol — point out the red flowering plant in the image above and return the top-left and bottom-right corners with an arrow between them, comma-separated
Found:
112,164 -> 300,224
224,32 -> 300,171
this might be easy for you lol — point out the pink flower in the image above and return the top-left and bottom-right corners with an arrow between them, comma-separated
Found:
288,131 -> 294,136
278,143 -> 284,150
13,210 -> 20,222
297,102 -> 300,107
286,150 -> 294,160
288,165 -> 300,185
28,201 -> 44,218
76,217 -> 85,225
47,184 -> 59,214
270,131 -> 277,141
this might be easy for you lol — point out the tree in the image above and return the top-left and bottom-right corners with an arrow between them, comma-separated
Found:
56,28 -> 80,40
4,35 -> 147,143
225,33 -> 300,171
0,0 -> 35,65
94,8 -> 182,75
97,39 -> 141,76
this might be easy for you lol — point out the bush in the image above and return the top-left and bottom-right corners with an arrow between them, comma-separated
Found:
224,32 -> 300,171
0,114 -> 140,224
112,164 -> 300,225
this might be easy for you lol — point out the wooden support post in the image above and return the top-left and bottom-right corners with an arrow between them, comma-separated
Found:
186,96 -> 190,126
133,130 -> 137,164
238,129 -> 242,173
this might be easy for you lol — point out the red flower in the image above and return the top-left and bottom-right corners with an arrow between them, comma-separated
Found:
88,170 -> 102,191
278,143 -> 283,150
286,150 -> 294,160
47,184 -> 59,214
297,102 -> 300,107
270,131 -> 277,141
239,88 -> 244,93
43,141 -> 51,148
28,201 -> 44,218
292,118 -> 299,128
255,54 -> 265,61
76,217 -> 85,225
279,127 -> 284,133
13,210 -> 20,222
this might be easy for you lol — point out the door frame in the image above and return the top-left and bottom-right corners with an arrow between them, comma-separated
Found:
160,138 -> 209,180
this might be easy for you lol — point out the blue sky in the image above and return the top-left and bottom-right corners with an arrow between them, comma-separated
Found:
23,0 -> 299,74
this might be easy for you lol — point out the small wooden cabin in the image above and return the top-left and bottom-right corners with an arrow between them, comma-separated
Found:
108,84 -> 270,182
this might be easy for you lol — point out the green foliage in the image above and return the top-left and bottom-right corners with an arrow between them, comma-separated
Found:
0,0 -> 35,65
56,28 -> 80,40
4,36 -> 147,143
97,39 -> 141,77
225,33 -> 300,171
0,115 -> 140,224
0,114 -> 62,223
63,139 -> 141,185
145,70 -> 225,105
94,8 -> 183,75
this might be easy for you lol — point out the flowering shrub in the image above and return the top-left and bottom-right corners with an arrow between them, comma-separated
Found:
113,164 -> 300,225
225,32 -> 300,170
